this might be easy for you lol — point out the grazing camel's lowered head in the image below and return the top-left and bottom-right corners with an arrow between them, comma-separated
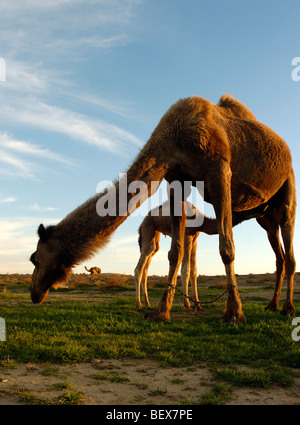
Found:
30,224 -> 72,304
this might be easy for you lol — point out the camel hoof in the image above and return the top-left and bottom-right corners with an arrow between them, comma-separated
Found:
145,309 -> 171,322
221,311 -> 246,324
265,302 -> 279,312
194,304 -> 204,313
183,304 -> 193,312
280,302 -> 295,316
136,302 -> 143,311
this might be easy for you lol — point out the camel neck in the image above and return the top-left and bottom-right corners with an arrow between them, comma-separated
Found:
55,151 -> 168,267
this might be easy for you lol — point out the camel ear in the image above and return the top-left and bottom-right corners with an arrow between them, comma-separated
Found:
38,223 -> 48,242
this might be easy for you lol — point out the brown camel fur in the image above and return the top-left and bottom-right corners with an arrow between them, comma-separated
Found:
30,94 -> 296,323
85,266 -> 101,276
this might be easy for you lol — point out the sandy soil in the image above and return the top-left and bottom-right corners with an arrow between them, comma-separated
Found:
1,359 -> 299,405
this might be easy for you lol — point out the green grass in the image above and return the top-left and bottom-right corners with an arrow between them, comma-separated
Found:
57,388 -> 85,405
0,277 -> 299,373
200,383 -> 233,405
90,372 -> 129,383
213,364 -> 294,388
11,387 -> 53,405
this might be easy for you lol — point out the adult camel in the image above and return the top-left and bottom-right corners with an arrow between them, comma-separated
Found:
30,95 -> 296,323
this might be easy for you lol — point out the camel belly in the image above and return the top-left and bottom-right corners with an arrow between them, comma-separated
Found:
228,120 -> 292,210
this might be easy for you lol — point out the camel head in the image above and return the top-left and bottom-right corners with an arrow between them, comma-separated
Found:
30,224 -> 71,304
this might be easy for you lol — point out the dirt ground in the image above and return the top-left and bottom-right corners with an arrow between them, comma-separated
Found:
1,358 -> 300,405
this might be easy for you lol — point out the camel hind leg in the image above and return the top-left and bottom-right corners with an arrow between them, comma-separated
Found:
134,249 -> 153,310
189,233 -> 203,311
141,232 -> 161,309
256,214 -> 285,311
134,231 -> 160,310
274,173 -> 296,315
181,235 -> 193,311
180,232 -> 202,312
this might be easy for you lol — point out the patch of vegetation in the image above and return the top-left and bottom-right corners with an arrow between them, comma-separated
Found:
45,381 -> 72,392
213,365 -> 294,389
11,387 -> 53,405
169,378 -> 185,385
57,387 -> 85,405
148,388 -> 167,396
90,372 -> 129,383
0,356 -> 16,369
40,365 -> 60,376
200,383 -> 233,405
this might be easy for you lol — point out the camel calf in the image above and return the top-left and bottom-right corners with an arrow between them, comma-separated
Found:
135,201 -> 288,313
135,202 -> 204,311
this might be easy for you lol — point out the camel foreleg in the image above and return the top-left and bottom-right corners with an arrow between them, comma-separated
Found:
147,197 -> 186,321
209,163 -> 246,323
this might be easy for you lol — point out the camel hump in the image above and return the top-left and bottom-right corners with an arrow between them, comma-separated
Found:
217,94 -> 257,120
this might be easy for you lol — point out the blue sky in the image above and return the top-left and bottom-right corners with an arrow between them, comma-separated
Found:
0,0 -> 299,276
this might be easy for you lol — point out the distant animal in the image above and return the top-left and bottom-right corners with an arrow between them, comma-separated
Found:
30,94 -> 296,325
85,266 -> 101,276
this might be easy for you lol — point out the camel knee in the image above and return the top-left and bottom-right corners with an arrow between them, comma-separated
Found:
276,256 -> 285,275
220,244 -> 235,264
134,267 -> 140,282
168,242 -> 184,266
285,254 -> 296,277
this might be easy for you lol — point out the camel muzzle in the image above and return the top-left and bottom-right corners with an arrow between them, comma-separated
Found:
30,288 -> 49,304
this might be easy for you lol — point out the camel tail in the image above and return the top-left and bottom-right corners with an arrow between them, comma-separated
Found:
85,266 -> 89,272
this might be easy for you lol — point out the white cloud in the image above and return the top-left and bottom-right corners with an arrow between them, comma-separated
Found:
0,132 -> 73,164
4,60 -> 69,94
0,197 -> 17,203
2,102 -> 142,153
0,0 -> 142,55
0,132 -> 76,179
28,203 -> 57,212
0,149 -> 35,179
